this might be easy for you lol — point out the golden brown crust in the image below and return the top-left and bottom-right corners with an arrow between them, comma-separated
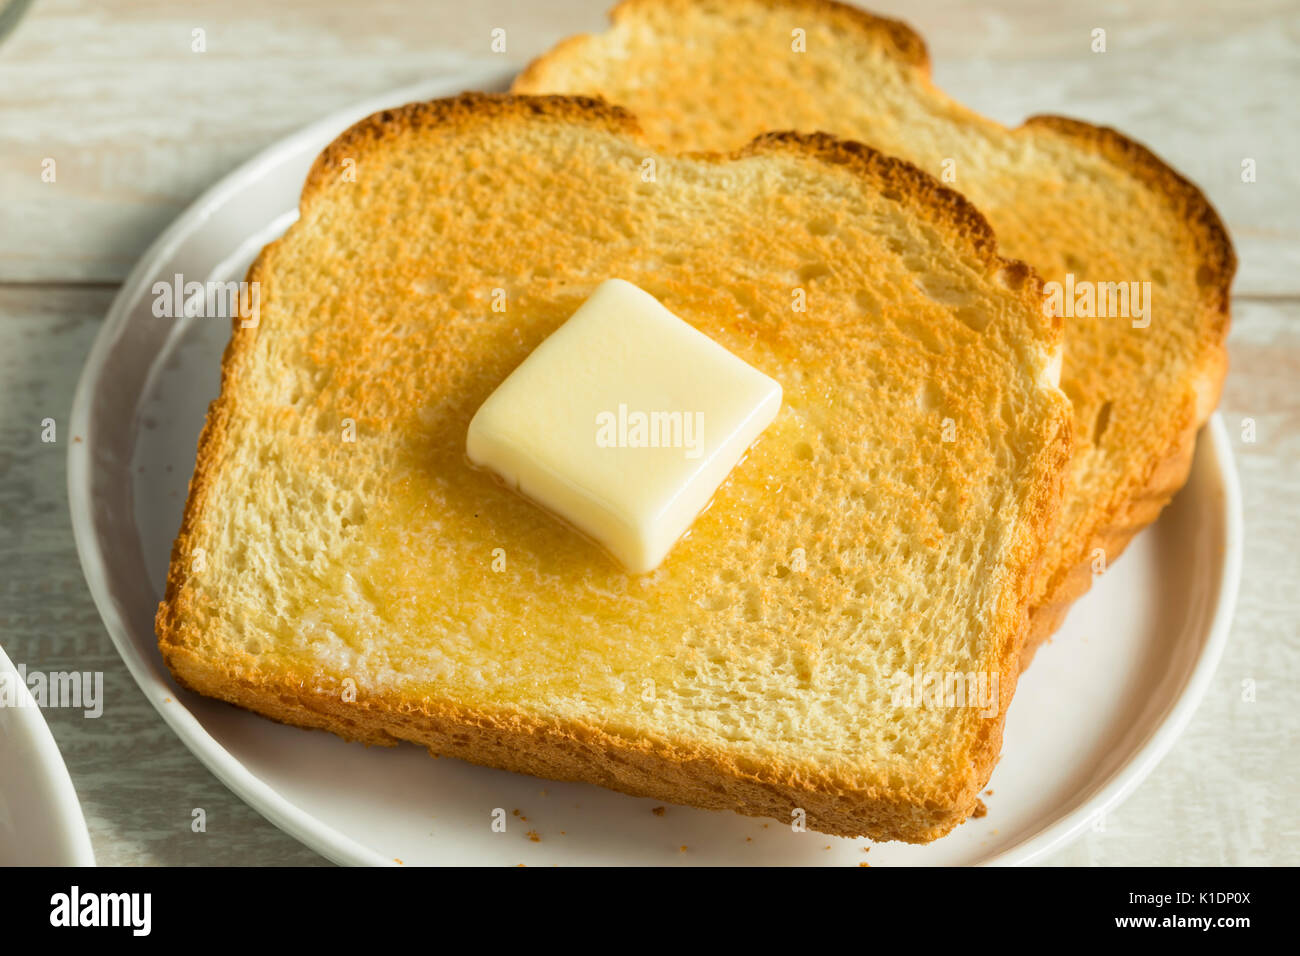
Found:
742,130 -> 1000,267
1020,391 -> 1200,667
157,92 -> 1072,843
512,0 -> 930,93
303,93 -> 644,204
963,397 -> 1071,805
1022,115 -> 1236,322
618,0 -> 930,69
163,642 -> 972,841
154,255 -> 263,658
309,96 -> 1016,294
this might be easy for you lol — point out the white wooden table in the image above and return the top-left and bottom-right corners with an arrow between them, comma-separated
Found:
1,0 -> 1295,865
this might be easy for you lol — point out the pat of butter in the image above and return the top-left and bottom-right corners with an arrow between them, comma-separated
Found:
466,279 -> 782,574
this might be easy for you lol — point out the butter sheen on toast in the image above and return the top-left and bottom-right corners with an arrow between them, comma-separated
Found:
157,93 -> 1070,842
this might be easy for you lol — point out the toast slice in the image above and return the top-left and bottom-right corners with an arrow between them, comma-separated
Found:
157,93 -> 1070,842
514,0 -> 1236,663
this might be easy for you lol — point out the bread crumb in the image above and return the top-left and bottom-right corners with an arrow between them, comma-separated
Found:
526,830 -> 540,842
971,799 -> 988,819
985,789 -> 994,796
679,845 -> 687,853
651,806 -> 665,816
859,862 -> 870,867
745,837 -> 753,843
512,809 -> 520,816
824,845 -> 831,850
394,858 -> 403,865
862,847 -> 870,853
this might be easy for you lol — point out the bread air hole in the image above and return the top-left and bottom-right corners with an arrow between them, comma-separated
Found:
953,305 -> 990,332
916,380 -> 943,411
807,217 -> 836,237
995,263 -> 1029,291
1093,400 -> 1114,444
798,262 -> 831,283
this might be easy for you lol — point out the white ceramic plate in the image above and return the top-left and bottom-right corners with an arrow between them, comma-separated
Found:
69,67 -> 1242,866
0,643 -> 96,866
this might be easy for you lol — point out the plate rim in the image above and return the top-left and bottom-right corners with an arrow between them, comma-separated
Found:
67,71 -> 1243,867
983,415 -> 1242,865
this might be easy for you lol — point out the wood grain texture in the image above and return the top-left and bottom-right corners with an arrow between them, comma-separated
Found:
1,0 -> 1295,291
0,0 -> 1295,865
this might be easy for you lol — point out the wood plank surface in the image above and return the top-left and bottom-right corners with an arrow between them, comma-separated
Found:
0,0 -> 1296,865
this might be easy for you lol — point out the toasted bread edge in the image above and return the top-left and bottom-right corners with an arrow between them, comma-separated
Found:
1015,115 -> 1234,659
